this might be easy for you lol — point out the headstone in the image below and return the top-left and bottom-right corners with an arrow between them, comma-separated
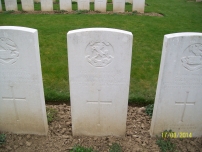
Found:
196,0 -> 202,2
150,33 -> 202,137
60,0 -> 72,11
21,0 -> 34,11
113,0 -> 125,12
0,0 -> 2,12
78,0 -> 90,10
68,28 -> 133,136
0,26 -> 48,135
95,0 -> 107,12
132,0 -> 145,13
34,0 -> 56,2
41,0 -> 53,11
5,0 -> 17,11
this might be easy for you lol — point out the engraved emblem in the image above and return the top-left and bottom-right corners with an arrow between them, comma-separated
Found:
85,41 -> 114,67
0,37 -> 19,65
181,43 -> 202,71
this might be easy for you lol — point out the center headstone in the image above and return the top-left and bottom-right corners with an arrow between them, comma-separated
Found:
150,32 -> 202,137
68,28 -> 133,136
41,0 -> 53,11
5,0 -> 17,11
60,0 -> 72,11
21,0 -> 34,11
113,0 -> 125,12
132,0 -> 145,13
78,0 -> 90,10
0,26 -> 48,135
94,0 -> 107,12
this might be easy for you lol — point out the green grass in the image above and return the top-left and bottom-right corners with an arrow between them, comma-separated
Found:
0,0 -> 202,104
46,107 -> 58,124
70,145 -> 95,152
0,133 -> 6,145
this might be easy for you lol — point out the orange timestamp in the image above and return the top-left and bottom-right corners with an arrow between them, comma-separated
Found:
162,132 -> 192,138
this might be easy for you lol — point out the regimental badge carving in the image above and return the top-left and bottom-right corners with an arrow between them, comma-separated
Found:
181,43 -> 202,71
0,37 -> 19,65
85,41 -> 114,67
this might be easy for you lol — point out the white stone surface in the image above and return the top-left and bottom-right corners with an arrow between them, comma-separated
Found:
60,0 -> 72,11
68,28 -> 133,136
113,0 -> 125,12
132,0 -> 145,13
150,32 -> 202,137
21,0 -> 34,11
0,26 -> 48,135
95,0 -> 107,12
5,0 -> 17,11
41,0 -> 53,11
78,0 -> 90,10
0,0 -> 2,12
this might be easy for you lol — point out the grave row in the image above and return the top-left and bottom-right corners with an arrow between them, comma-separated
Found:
0,26 -> 202,137
0,0 -> 145,13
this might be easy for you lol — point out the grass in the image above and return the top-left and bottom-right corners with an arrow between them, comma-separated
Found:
0,0 -> 202,104
0,133 -> 6,146
70,145 -> 95,152
145,104 -> 154,117
109,143 -> 122,152
46,107 -> 58,124
156,130 -> 177,152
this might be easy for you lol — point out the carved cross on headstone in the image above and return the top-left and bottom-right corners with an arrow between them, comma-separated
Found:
2,85 -> 26,121
175,91 -> 196,122
87,89 -> 112,126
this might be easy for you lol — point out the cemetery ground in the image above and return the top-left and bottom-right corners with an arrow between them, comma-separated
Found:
0,0 -> 202,151
0,104 -> 202,151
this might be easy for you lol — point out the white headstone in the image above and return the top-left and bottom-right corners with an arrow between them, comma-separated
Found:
34,0 -> 56,2
78,0 -> 90,10
5,0 -> 17,11
113,0 -> 125,12
150,33 -> 202,137
41,0 -> 53,11
60,0 -> 72,11
21,0 -> 34,11
95,0 -> 107,12
0,0 -> 2,12
132,0 -> 144,13
0,26 -> 48,135
68,28 -> 133,136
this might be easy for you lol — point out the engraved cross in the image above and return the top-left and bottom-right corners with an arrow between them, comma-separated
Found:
175,91 -> 196,122
87,89 -> 112,126
2,85 -> 26,121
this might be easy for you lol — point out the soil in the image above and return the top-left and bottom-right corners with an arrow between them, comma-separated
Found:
0,104 -> 202,152
1,10 -> 164,17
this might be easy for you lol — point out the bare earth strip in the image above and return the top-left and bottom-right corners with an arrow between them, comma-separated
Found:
0,104 -> 201,152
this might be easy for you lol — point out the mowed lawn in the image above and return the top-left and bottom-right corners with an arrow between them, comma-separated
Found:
0,0 -> 202,104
